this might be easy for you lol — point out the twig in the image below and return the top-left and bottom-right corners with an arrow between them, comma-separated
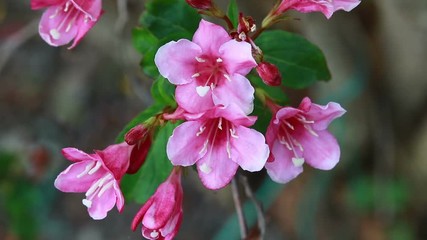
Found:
114,0 -> 129,34
0,19 -> 38,74
231,178 -> 248,239
240,175 -> 266,239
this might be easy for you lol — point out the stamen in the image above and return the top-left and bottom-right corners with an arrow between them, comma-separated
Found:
292,157 -> 305,167
150,230 -> 159,239
195,56 -> 206,63
50,8 -> 61,19
304,125 -> 319,137
218,118 -> 223,130
50,29 -> 61,40
284,121 -> 294,130
226,141 -> 232,159
292,138 -> 304,151
196,86 -> 210,97
64,1 -> 71,12
98,180 -> 114,197
250,24 -> 257,32
76,161 -> 95,178
238,32 -> 246,41
199,163 -> 212,174
230,128 -> 238,138
223,74 -> 232,82
88,161 -> 102,175
196,126 -> 206,136
82,199 -> 92,208
199,140 -> 209,155
210,83 -> 216,90
279,136 -> 292,150
192,73 -> 200,78
216,58 -> 223,63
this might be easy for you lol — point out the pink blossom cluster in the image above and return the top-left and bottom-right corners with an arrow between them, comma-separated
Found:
47,0 -> 361,239
155,20 -> 270,189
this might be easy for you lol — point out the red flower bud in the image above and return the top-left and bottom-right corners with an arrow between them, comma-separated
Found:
256,62 -> 282,86
127,137 -> 152,174
125,124 -> 148,145
185,0 -> 212,10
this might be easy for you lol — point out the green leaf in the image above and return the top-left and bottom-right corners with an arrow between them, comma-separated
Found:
141,0 -> 201,40
120,122 -> 179,203
227,0 -> 239,28
256,30 -> 331,89
151,76 -> 176,107
132,27 -> 159,55
133,0 -> 201,78
115,104 -> 165,143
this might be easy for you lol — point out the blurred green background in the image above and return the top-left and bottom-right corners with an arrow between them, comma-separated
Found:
1,0 -> 427,239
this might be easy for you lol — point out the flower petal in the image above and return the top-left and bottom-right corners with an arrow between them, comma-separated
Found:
192,19 -> 230,56
265,140 -> 303,183
87,183 -> 117,220
54,161 -> 106,192
175,81 -> 214,113
96,142 -> 131,180
230,126 -> 269,172
38,6 -> 79,46
212,74 -> 254,115
167,121 -> 206,166
71,0 -> 102,20
142,182 -> 177,229
219,40 -> 256,76
155,39 -> 202,85
31,0 -> 64,10
62,147 -> 97,162
307,101 -> 346,131
68,10 -> 102,49
197,144 -> 239,190
297,129 -> 341,170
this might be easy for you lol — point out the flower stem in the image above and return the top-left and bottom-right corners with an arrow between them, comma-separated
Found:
240,175 -> 266,239
231,178 -> 248,239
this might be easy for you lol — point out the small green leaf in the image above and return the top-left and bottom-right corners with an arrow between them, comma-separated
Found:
256,30 -> 331,89
132,27 -> 159,55
115,104 -> 165,143
227,0 -> 239,28
151,76 -> 176,107
121,122 -> 179,203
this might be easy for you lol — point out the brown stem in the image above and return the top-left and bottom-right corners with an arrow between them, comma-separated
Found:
221,15 -> 235,31
240,175 -> 266,239
231,178 -> 248,239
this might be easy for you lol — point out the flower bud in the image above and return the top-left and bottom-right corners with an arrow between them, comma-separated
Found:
185,0 -> 212,10
127,137 -> 152,174
256,62 -> 282,86
125,124 -> 148,145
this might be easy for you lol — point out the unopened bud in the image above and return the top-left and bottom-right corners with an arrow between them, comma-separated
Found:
127,137 -> 152,174
256,62 -> 282,86
185,0 -> 212,10
125,125 -> 148,145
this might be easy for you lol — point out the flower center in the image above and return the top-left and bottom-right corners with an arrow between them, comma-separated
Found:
195,117 -> 239,173
277,114 -> 318,167
80,168 -> 115,208
191,56 -> 231,97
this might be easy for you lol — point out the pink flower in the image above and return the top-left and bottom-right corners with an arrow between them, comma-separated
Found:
167,104 -> 269,189
31,0 -> 102,48
276,0 -> 361,19
265,97 -> 345,183
131,168 -> 183,240
155,20 -> 257,115
54,143 -> 131,220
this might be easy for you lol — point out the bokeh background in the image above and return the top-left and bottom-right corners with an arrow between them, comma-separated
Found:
1,0 -> 427,239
